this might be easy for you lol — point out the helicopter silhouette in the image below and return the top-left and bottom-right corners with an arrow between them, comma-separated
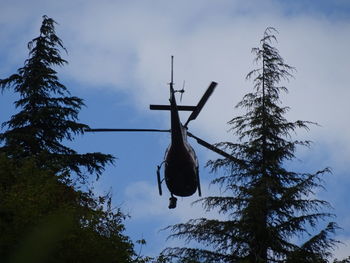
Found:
86,56 -> 236,209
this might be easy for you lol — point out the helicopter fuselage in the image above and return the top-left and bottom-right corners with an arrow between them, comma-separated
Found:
164,126 -> 199,197
164,85 -> 200,197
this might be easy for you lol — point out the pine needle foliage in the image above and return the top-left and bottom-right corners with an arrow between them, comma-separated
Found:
162,28 -> 338,263
0,16 -> 138,262
0,16 -> 114,181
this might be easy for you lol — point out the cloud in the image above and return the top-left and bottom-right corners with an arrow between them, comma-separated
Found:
123,179 -> 225,222
3,1 -> 349,146
42,0 -> 350,156
122,179 -> 222,256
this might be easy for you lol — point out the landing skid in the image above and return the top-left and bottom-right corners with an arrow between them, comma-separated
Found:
156,164 -> 163,196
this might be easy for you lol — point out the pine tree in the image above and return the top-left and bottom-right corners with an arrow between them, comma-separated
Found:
0,15 -> 113,181
0,16 -> 137,262
333,256 -> 350,263
162,28 -> 338,263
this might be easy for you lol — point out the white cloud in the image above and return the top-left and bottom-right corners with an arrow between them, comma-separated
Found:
123,179 -> 225,223
45,0 -> 350,151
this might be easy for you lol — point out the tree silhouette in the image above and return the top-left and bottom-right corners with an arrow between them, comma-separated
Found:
162,28 -> 338,263
0,15 -> 113,181
0,16 -> 136,262
0,155 -> 136,262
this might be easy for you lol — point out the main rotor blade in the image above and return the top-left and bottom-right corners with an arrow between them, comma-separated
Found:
187,132 -> 240,163
150,105 -> 196,111
184,81 -> 217,127
85,128 -> 170,133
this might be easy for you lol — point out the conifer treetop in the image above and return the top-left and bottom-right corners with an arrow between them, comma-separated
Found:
0,16 -> 114,180
162,27 -> 337,263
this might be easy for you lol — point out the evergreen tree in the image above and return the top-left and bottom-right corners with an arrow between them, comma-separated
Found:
0,16 -> 137,262
162,28 -> 338,263
333,256 -> 350,263
0,15 -> 113,181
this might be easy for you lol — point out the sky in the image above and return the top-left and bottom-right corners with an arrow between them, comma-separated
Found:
1,0 -> 350,260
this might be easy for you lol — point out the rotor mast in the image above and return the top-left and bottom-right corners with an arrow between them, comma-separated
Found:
168,55 -> 183,147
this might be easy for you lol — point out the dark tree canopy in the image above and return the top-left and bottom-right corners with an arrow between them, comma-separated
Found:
0,154 -> 135,263
0,15 -> 113,181
0,16 -> 137,263
162,28 -> 338,263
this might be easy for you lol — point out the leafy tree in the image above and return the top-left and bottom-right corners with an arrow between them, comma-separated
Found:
0,16 -> 137,262
0,154 -> 135,263
162,28 -> 338,262
0,15 -> 113,181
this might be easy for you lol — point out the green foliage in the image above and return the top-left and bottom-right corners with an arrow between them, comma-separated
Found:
162,28 -> 338,262
0,154 -> 135,262
0,16 -> 136,262
0,15 -> 114,181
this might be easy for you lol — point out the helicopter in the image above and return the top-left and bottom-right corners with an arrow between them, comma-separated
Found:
85,56 -> 236,209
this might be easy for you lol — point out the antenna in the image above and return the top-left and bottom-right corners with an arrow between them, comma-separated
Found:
170,55 -> 174,90
171,55 -> 174,83
170,56 -> 185,101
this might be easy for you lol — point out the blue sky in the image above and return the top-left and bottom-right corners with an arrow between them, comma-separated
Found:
1,0 -> 350,259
